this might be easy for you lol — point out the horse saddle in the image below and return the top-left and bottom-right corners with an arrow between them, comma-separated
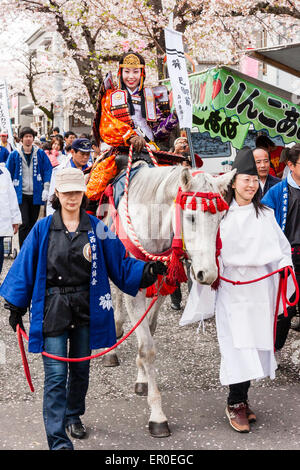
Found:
115,148 -> 155,171
111,165 -> 143,209
115,146 -> 190,170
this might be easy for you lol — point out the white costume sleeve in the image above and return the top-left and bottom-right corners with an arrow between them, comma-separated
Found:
179,280 -> 216,326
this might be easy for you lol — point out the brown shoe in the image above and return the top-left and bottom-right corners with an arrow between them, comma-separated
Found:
246,403 -> 257,423
225,403 -> 250,433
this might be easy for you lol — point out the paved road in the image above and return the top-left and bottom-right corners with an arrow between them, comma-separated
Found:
0,386 -> 299,451
0,256 -> 299,452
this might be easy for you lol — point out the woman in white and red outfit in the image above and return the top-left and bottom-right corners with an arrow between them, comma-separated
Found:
180,147 -> 294,434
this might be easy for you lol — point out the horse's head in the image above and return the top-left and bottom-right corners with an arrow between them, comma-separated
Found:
178,168 -> 235,285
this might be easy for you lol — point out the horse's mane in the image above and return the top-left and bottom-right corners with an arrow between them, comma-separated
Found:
128,165 -> 182,203
128,165 -> 217,205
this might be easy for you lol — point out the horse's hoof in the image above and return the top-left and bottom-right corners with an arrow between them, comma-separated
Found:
149,421 -> 171,438
134,382 -> 148,396
102,354 -> 120,367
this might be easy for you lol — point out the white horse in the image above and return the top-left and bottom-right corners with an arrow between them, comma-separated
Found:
102,163 -> 235,437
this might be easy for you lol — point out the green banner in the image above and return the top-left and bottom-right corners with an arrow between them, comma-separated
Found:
189,67 -> 300,149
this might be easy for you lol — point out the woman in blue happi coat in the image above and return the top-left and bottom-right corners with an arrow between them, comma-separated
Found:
0,167 -> 165,451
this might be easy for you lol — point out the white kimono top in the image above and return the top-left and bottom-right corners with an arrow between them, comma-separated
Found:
180,200 -> 294,385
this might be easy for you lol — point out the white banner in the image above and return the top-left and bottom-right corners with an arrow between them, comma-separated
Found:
0,79 -> 15,150
164,26 -> 193,129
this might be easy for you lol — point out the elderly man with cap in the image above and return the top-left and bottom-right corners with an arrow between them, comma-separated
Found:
0,166 -> 167,450
180,147 -> 294,434
5,126 -> 53,247
0,129 -> 13,153
46,137 -> 93,216
0,141 -> 10,164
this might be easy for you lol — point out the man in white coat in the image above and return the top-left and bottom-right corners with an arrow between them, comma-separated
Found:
0,164 -> 22,278
180,147 -> 294,434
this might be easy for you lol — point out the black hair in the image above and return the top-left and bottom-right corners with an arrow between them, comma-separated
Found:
42,141 -> 52,151
51,136 -> 64,151
280,144 -> 300,165
53,127 -> 60,133
224,174 -> 267,218
64,131 -> 77,139
50,193 -> 88,211
20,127 -> 36,140
255,135 -> 274,149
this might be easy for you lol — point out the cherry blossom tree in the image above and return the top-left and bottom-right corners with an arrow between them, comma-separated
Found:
93,0 -> 300,76
1,0 -> 299,113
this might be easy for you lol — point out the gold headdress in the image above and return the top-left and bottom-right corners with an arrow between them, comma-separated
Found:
118,51 -> 146,91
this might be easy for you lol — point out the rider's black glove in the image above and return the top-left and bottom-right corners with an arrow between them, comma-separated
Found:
140,261 -> 167,289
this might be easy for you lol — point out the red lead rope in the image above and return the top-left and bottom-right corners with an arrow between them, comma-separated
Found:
17,295 -> 159,392
220,266 -> 299,351
17,267 -> 299,392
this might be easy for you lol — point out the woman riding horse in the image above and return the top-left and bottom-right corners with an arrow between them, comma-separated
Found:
87,50 -> 180,203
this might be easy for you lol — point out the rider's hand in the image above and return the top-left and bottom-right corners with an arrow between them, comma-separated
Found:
129,135 -> 146,153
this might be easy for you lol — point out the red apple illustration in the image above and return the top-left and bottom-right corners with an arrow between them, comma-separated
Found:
212,78 -> 222,100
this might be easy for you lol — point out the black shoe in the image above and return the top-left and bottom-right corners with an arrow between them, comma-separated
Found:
66,422 -> 87,439
171,302 -> 182,310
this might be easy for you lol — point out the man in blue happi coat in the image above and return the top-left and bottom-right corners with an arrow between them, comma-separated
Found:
6,126 -> 52,247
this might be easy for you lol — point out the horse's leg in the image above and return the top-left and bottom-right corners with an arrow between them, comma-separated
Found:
132,296 -> 164,395
125,292 -> 171,437
102,287 -> 125,367
147,295 -> 166,337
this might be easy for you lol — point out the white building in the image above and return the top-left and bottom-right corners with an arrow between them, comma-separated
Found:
21,27 -> 93,138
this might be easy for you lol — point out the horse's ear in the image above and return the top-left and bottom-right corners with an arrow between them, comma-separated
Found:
180,167 -> 192,191
214,169 -> 236,195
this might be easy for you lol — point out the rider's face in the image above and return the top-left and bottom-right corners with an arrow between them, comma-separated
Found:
122,68 -> 142,91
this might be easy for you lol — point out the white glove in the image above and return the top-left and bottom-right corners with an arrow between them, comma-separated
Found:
42,182 -> 50,202
42,189 -> 49,202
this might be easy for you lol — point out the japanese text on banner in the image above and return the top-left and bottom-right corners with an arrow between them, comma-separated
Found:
164,27 -> 192,129
0,80 -> 15,149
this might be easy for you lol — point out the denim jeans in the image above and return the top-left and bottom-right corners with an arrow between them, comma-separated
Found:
42,326 -> 91,450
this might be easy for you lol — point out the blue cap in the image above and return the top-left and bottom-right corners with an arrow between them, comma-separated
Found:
71,138 -> 92,153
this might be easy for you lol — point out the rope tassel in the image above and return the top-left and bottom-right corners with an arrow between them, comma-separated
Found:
201,198 -> 208,212
216,196 -> 229,212
166,247 -> 188,286
209,199 -> 216,214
